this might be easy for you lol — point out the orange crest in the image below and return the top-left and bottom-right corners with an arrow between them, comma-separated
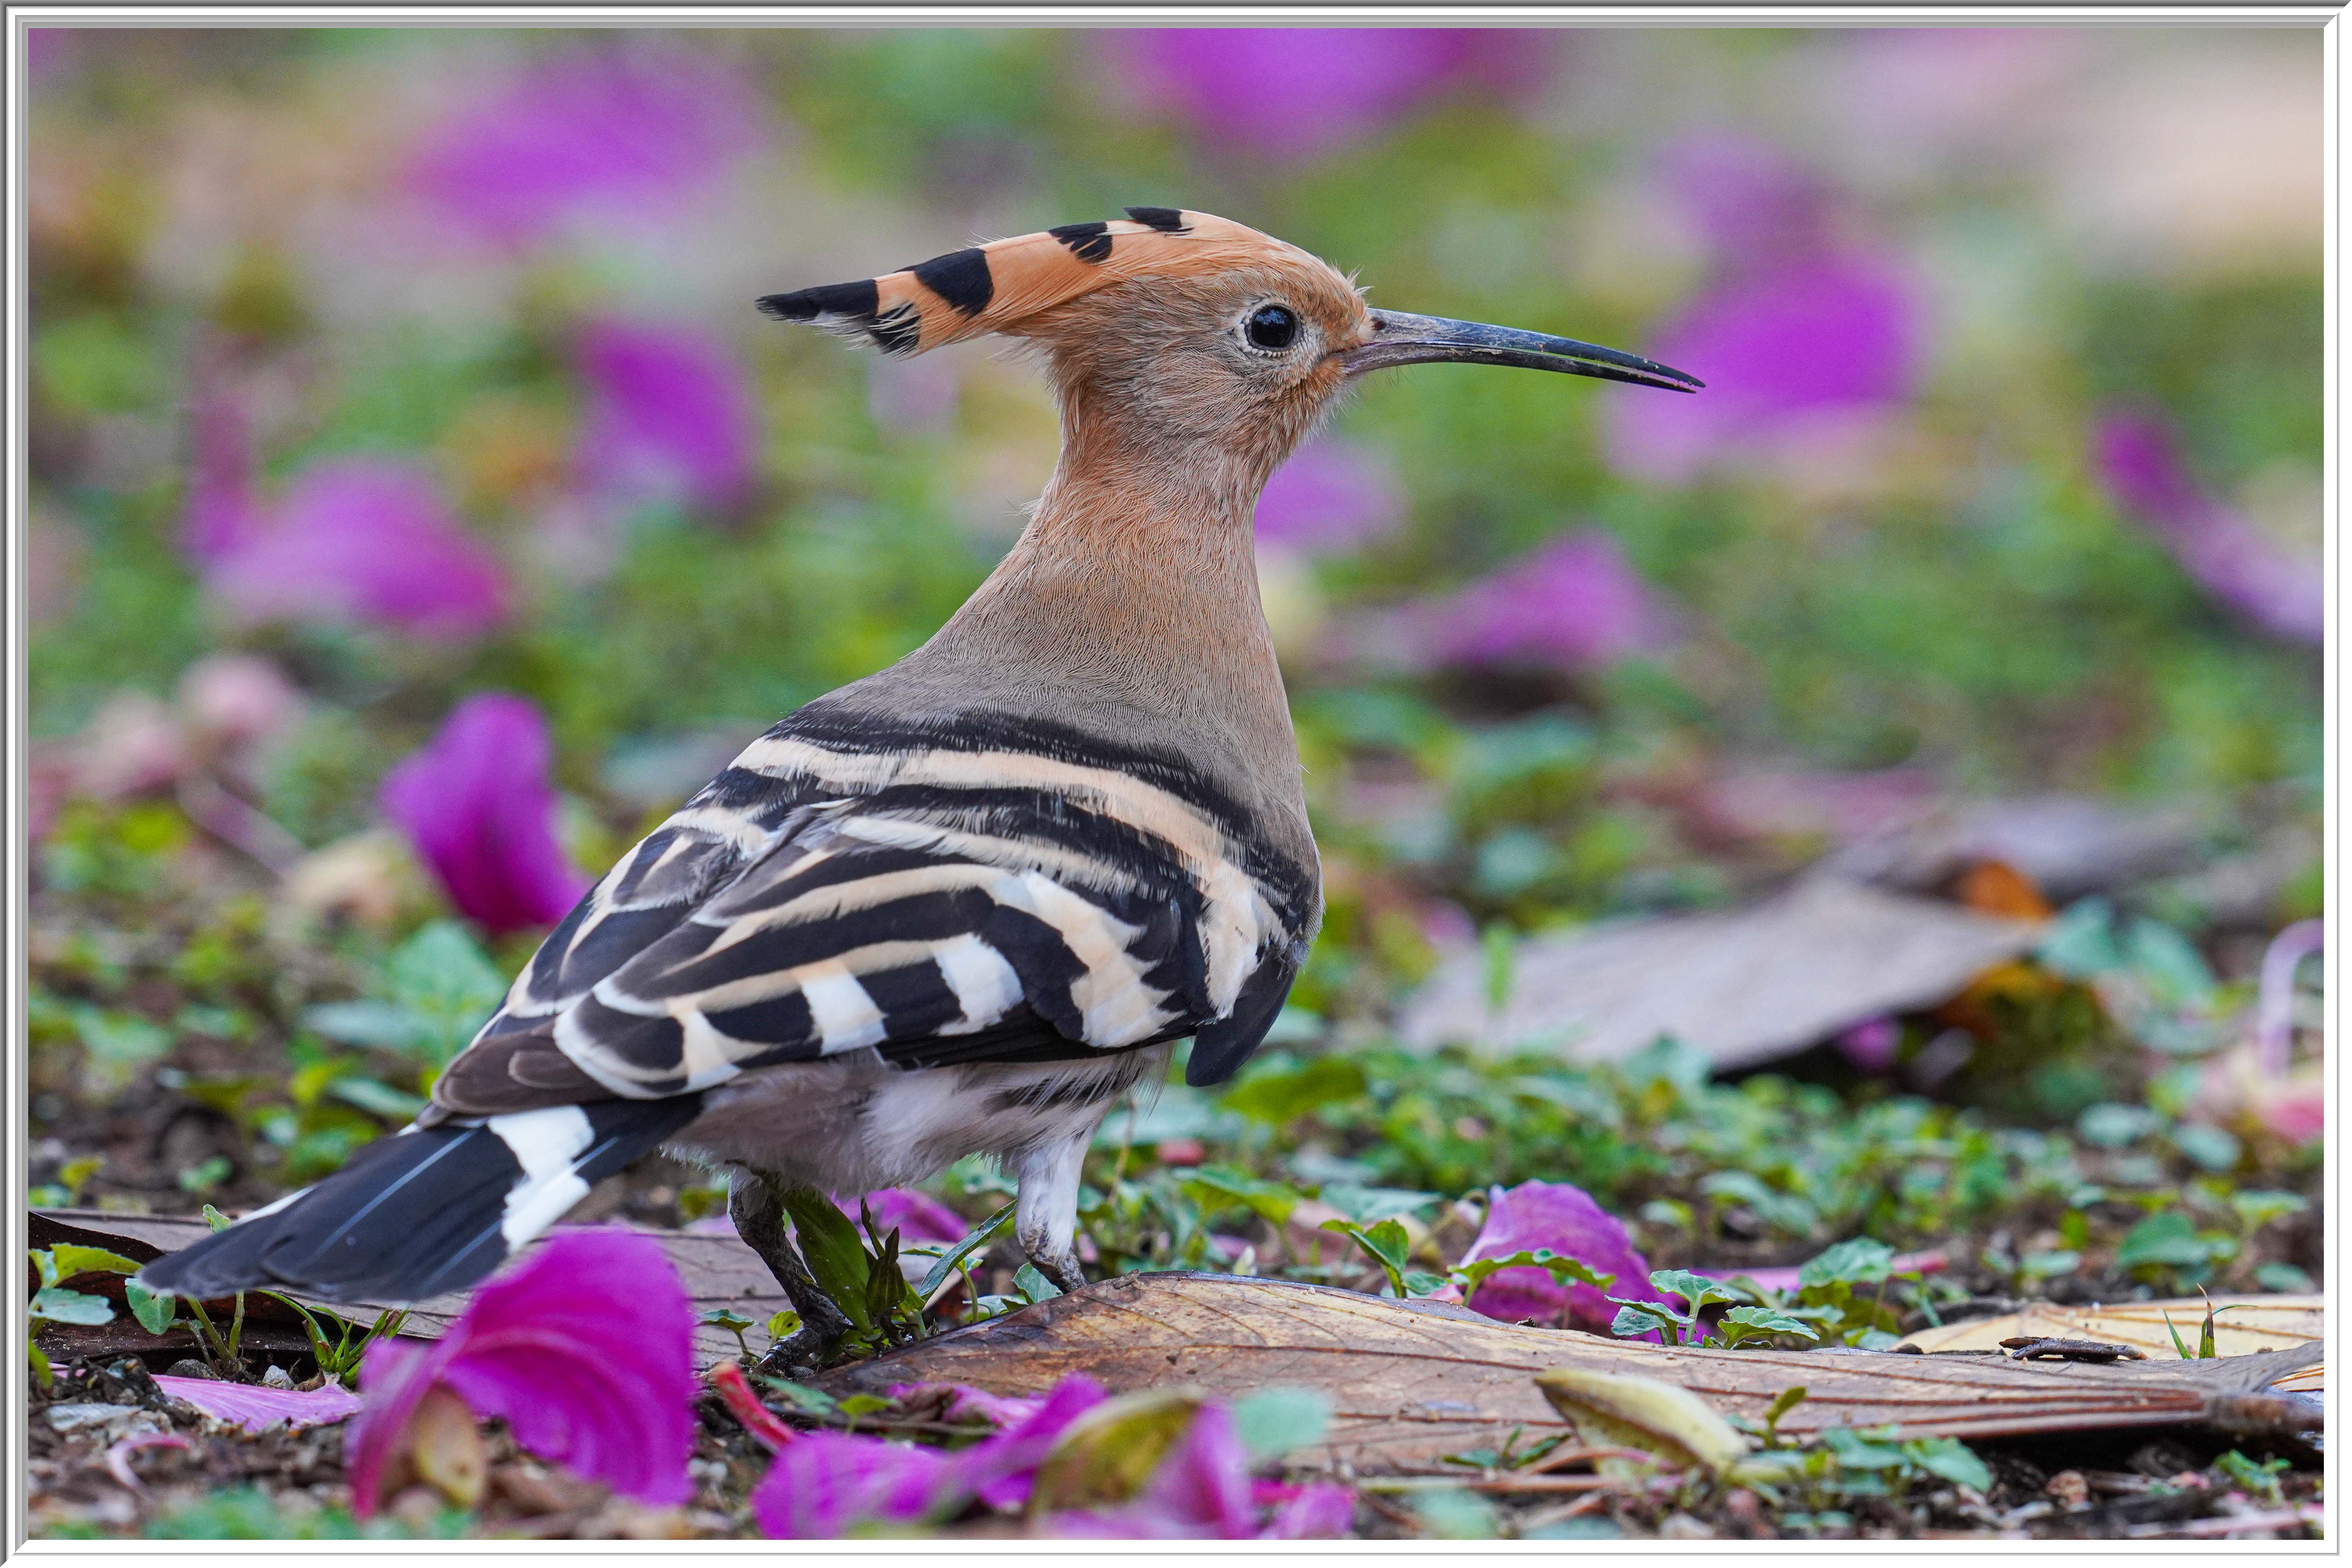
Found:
758,208 -> 1320,356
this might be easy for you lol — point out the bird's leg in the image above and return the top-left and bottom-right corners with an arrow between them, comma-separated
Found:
1010,1129 -> 1092,1294
729,1167 -> 854,1374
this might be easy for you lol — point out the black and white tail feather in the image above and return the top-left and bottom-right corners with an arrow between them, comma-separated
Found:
137,703 -> 1315,1306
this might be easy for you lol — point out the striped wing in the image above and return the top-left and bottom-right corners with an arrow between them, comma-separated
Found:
431,709 -> 1316,1114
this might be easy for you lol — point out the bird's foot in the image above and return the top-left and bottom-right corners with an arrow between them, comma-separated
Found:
1030,1249 -> 1088,1296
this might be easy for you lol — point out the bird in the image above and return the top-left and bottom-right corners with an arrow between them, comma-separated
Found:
140,208 -> 1699,1367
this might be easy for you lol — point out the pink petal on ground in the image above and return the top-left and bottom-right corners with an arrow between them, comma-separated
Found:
1606,254 -> 1919,485
2093,409 -> 2323,646
575,318 -> 757,511
883,1382 -> 1046,1429
1422,531 -> 1676,670
752,1430 -> 950,1538
836,1188 -> 969,1249
204,458 -> 512,640
1459,1180 -> 1667,1333
1254,439 -> 1405,555
378,692 -> 592,934
104,1430 -> 190,1492
948,1374 -> 1109,1512
1256,1479 -> 1358,1539
348,1230 -> 698,1517
408,46 -> 762,246
1837,1015 -> 1903,1074
154,1376 -> 361,1433
1047,1401 -> 1257,1539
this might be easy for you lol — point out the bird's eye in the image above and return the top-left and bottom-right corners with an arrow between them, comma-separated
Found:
1245,304 -> 1299,351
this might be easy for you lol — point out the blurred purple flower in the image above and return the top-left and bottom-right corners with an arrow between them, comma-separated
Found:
379,693 -> 591,934
2254,919 -> 2323,1078
1047,1402 -> 1355,1539
203,459 -> 512,640
1254,439 -> 1405,556
154,1376 -> 360,1433
576,318 -> 757,512
950,1374 -> 1109,1512
836,1188 -> 967,1250
1115,30 -> 1515,158
1424,531 -> 1674,669
753,1431 -> 949,1538
2093,409 -> 2323,645
1458,1179 -> 1666,1333
181,371 -> 258,565
347,1231 -> 697,1518
409,48 -> 761,245
1654,130 -> 1836,261
1837,1015 -> 1903,1075
753,1373 -> 1106,1536
1607,255 -> 1919,485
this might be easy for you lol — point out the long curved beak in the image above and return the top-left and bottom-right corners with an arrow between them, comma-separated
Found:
1336,308 -> 1702,393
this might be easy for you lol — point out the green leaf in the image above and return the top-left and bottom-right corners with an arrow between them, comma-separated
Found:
766,1310 -> 802,1341
1232,1387 -> 1331,1461
2115,1212 -> 2209,1271
29,1341 -> 53,1395
1401,1270 -> 1451,1297
1319,1217 -> 1413,1292
325,1076 -> 429,1122
46,1243 -> 140,1281
1819,1427 -> 1907,1470
2229,1190 -> 2310,1231
1180,1165 -> 1299,1225
1762,1386 -> 1808,1444
1219,1057 -> 1365,1126
202,1205 -> 232,1233
1906,1438 -> 1993,1493
758,1377 -> 838,1416
837,1394 -> 892,1419
31,1286 -> 116,1327
777,1188 -> 877,1336
28,1249 -> 59,1290
1452,1249 -> 1616,1295
301,1000 -> 434,1054
1717,1306 -> 1821,1347
913,1201 -> 1015,1303
124,1278 -> 178,1335
1698,1171 -> 1819,1235
1012,1264 -> 1062,1305
1609,1303 -> 1684,1342
1798,1238 -> 1897,1288
701,1308 -> 755,1332
1649,1268 -> 1748,1312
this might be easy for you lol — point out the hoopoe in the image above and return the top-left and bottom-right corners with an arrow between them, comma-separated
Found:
142,209 -> 1698,1365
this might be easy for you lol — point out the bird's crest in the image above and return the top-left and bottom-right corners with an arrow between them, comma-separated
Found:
758,208 -> 1317,356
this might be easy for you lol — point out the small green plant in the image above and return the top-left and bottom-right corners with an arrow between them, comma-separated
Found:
776,1190 -> 925,1356
2215,1449 -> 2290,1505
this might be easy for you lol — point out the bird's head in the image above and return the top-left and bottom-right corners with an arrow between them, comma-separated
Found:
761,208 -> 1698,488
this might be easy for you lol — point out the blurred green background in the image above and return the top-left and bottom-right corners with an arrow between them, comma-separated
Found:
24,26 -> 2323,1217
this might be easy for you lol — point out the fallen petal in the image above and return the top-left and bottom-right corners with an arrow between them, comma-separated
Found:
152,1375 -> 361,1434
752,1430 -> 950,1538
102,1430 -> 190,1492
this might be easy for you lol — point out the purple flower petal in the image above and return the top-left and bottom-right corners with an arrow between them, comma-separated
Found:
180,368 -> 259,565
1606,255 -> 1919,484
1254,439 -> 1405,556
1422,531 -> 1675,669
348,1231 -> 698,1517
203,458 -> 512,639
836,1188 -> 968,1250
408,48 -> 761,246
752,1431 -> 950,1539
948,1374 -> 1108,1512
1837,1015 -> 1902,1074
575,318 -> 757,512
1256,1480 -> 1357,1539
379,693 -> 591,934
1654,130 -> 1835,261
1113,30 -> 1515,158
1458,1180 -> 1664,1333
153,1376 -> 361,1433
2093,409 -> 2323,645
2254,919 -> 2323,1077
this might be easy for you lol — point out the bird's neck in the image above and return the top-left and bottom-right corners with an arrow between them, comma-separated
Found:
903,422 -> 1303,804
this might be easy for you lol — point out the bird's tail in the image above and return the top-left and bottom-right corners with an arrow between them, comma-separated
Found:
136,1097 -> 705,1305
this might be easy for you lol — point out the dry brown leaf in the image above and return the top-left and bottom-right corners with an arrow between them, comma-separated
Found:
1396,877 -> 2044,1067
822,1272 -> 2317,1466
1904,1296 -> 2323,1392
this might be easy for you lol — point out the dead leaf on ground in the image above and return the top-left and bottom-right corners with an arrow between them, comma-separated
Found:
1397,876 -> 2044,1068
1905,1296 -> 2323,1393
821,1272 -> 2318,1466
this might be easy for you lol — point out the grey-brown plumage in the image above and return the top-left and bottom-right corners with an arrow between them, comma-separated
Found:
139,209 -> 1698,1367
